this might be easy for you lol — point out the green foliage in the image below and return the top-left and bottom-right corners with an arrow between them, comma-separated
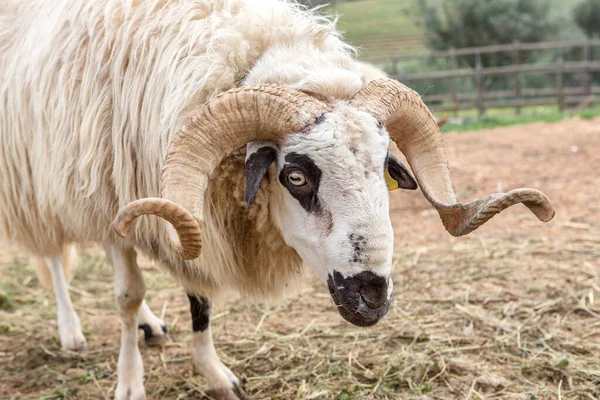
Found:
420,0 -> 557,51
573,0 -> 600,38
419,0 -> 557,89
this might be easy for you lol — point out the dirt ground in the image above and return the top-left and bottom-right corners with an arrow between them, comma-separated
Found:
1,117 -> 599,400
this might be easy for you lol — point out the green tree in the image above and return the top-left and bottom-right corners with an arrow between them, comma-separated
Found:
574,0 -> 600,38
419,0 -> 557,89
420,0 -> 556,51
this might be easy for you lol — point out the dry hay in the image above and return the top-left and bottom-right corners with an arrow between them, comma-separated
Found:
1,117 -> 600,399
1,231 -> 599,400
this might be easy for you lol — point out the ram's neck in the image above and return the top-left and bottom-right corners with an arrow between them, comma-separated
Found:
145,149 -> 306,301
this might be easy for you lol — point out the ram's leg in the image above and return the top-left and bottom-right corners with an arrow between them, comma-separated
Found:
137,300 -> 167,346
45,255 -> 87,351
105,245 -> 147,400
188,294 -> 246,400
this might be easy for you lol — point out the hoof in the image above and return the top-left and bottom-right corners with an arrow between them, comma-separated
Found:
115,369 -> 146,400
115,382 -> 147,400
60,328 -> 87,352
203,383 -> 247,400
232,382 -> 248,400
139,323 -> 168,346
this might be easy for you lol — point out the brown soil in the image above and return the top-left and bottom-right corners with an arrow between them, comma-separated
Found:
1,117 -> 599,400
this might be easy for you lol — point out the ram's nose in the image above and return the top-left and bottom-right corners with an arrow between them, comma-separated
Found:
327,270 -> 391,327
359,278 -> 389,309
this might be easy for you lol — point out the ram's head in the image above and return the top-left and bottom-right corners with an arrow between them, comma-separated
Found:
113,79 -> 555,327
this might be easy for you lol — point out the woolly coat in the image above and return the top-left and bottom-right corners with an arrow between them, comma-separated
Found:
0,0 -> 373,299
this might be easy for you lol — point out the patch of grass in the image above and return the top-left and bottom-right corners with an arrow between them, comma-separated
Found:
328,363 -> 351,377
441,113 -> 562,133
328,0 -> 422,38
580,106 -> 600,119
407,378 -> 434,395
0,290 -> 15,311
440,104 -> 600,133
335,389 -> 353,400
324,0 -> 427,58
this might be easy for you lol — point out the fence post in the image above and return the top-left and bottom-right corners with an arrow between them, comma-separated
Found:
512,41 -> 522,115
556,45 -> 565,112
583,39 -> 591,99
448,48 -> 458,116
475,52 -> 484,117
390,56 -> 399,79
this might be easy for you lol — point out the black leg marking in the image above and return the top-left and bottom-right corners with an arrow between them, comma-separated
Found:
188,294 -> 211,332
138,322 -> 168,345
138,323 -> 154,341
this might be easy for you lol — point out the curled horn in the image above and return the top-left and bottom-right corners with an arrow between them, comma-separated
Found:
350,79 -> 555,236
112,84 -> 328,260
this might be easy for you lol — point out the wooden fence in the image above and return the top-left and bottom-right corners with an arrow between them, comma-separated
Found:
371,40 -> 600,115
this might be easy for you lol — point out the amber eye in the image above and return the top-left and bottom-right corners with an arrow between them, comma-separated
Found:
287,171 -> 306,186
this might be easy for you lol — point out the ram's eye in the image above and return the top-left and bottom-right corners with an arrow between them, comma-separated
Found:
287,171 -> 306,186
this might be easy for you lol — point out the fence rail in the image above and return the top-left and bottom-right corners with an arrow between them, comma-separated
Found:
375,40 -> 600,115
371,39 -> 600,63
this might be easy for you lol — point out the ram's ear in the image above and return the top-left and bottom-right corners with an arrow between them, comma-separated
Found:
385,153 -> 418,191
245,142 -> 278,207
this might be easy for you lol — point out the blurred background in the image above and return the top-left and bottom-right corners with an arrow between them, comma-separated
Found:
304,0 -> 600,131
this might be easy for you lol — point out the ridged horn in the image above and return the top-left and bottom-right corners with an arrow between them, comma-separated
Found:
350,79 -> 555,236
113,84 -> 328,260
113,198 -> 202,259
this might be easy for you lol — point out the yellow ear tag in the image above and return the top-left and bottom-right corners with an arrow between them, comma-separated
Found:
385,168 -> 399,191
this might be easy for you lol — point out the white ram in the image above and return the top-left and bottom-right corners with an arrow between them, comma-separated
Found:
0,1 -> 554,399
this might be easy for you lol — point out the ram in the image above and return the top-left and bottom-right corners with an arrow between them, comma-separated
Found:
0,1 -> 555,399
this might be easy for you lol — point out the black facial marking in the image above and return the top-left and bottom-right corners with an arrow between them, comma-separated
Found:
348,233 -> 367,264
386,153 -> 418,190
245,146 -> 277,207
279,152 -> 322,213
138,324 -> 153,341
188,294 -> 210,332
